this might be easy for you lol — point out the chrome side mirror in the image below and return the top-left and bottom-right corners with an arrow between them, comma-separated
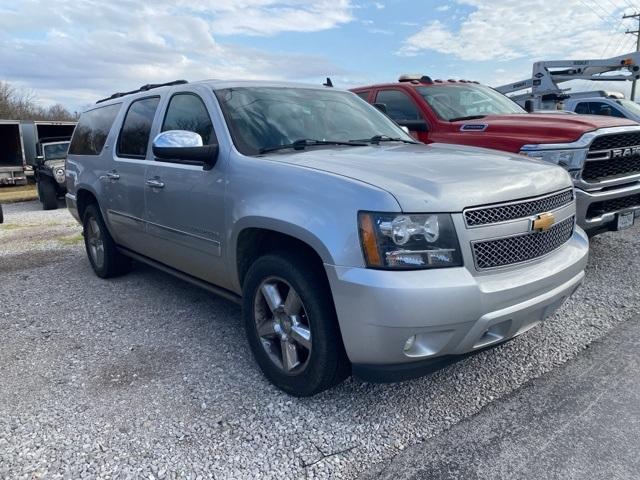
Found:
152,130 -> 218,170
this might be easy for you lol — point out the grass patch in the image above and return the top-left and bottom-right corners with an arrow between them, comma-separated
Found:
57,233 -> 84,245
0,184 -> 38,203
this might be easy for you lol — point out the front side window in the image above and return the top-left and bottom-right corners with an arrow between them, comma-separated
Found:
117,97 -> 160,158
417,84 -> 525,121
162,94 -> 214,145
69,103 -> 121,155
589,102 -> 624,118
215,87 -> 413,156
356,91 -> 370,101
375,90 -> 421,121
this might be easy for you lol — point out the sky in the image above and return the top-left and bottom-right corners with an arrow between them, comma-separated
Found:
1,0 -> 639,112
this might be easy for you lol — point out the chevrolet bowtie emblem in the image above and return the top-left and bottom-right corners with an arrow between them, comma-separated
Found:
532,212 -> 555,232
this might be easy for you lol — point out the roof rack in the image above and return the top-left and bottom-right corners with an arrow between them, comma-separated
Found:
96,80 -> 188,104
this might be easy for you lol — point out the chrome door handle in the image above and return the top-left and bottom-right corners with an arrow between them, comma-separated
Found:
106,171 -> 120,180
146,178 -> 165,188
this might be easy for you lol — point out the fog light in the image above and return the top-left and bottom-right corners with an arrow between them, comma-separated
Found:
403,335 -> 416,352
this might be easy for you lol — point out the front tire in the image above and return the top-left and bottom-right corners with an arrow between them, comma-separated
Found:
82,204 -> 131,278
38,179 -> 58,210
242,251 -> 350,396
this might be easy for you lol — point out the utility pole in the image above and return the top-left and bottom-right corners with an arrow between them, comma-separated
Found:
624,12 -> 640,101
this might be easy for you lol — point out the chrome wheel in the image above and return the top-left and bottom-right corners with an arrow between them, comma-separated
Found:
254,277 -> 312,374
86,216 -> 105,269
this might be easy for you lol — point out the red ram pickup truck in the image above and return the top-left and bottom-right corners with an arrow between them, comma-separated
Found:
352,75 -> 640,235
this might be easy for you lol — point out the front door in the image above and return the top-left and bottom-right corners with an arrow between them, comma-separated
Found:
143,91 -> 228,288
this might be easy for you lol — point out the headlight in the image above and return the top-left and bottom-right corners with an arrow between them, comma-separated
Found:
519,148 -> 587,172
54,167 -> 65,184
358,212 -> 462,269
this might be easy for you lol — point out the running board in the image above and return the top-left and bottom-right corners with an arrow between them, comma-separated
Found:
117,247 -> 241,305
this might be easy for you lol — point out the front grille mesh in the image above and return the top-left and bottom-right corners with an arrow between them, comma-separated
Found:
582,156 -> 640,182
589,132 -> 640,151
586,194 -> 640,218
464,190 -> 574,227
472,216 -> 575,270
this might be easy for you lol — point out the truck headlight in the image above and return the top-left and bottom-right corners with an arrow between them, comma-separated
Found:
358,212 -> 462,269
519,148 -> 587,173
54,167 -> 65,184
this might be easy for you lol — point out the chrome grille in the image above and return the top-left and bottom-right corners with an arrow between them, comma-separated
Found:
472,216 -> 575,270
464,189 -> 574,227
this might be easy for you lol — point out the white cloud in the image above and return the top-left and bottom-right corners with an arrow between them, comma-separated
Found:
400,0 -> 634,61
435,5 -> 450,11
374,2 -> 385,9
0,1 -> 352,109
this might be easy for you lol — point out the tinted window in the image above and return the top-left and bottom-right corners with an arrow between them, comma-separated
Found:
375,90 -> 421,121
162,94 -> 214,145
356,91 -> 370,101
574,102 -> 590,114
69,104 -> 121,155
589,102 -> 625,118
117,97 -> 160,158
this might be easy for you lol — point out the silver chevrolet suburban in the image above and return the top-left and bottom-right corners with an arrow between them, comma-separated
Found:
65,80 -> 589,396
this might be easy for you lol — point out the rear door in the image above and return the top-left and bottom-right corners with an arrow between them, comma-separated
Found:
143,88 -> 228,287
105,96 -> 161,252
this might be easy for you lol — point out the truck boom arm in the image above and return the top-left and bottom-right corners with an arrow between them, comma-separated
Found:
495,52 -> 640,105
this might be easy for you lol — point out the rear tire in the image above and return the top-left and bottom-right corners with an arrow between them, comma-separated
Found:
82,203 -> 131,278
38,179 -> 58,210
242,251 -> 350,396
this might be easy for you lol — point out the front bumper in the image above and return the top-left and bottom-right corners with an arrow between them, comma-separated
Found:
575,182 -> 640,232
325,228 -> 588,376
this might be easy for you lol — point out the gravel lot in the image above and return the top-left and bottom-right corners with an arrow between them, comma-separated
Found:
1,200 -> 639,479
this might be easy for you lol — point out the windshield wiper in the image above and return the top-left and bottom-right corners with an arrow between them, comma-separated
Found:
448,115 -> 487,122
349,135 -> 418,145
259,139 -> 367,154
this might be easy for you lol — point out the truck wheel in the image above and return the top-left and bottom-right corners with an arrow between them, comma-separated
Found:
82,204 -> 131,278
38,180 -> 58,210
242,251 -> 350,396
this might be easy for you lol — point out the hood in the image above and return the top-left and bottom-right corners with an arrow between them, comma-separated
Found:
450,113 -> 638,151
44,159 -> 65,170
266,143 -> 572,212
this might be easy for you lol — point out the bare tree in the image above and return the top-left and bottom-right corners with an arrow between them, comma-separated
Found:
0,81 -> 77,121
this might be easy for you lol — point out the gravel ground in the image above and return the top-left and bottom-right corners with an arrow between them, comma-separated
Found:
0,200 -> 639,479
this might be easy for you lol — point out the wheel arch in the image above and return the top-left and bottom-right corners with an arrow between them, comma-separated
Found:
232,219 -> 333,292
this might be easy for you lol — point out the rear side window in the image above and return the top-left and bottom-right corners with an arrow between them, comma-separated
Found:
375,90 -> 421,121
69,104 -> 121,156
574,102 -> 590,114
161,93 -> 214,145
117,97 -> 160,158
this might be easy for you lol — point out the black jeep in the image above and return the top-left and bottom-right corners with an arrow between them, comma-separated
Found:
35,137 -> 70,210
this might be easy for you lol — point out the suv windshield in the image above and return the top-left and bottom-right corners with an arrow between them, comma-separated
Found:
43,142 -> 70,161
417,84 -> 525,121
215,87 -> 414,155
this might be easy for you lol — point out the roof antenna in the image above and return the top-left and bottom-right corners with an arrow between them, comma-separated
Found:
323,77 -> 334,87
